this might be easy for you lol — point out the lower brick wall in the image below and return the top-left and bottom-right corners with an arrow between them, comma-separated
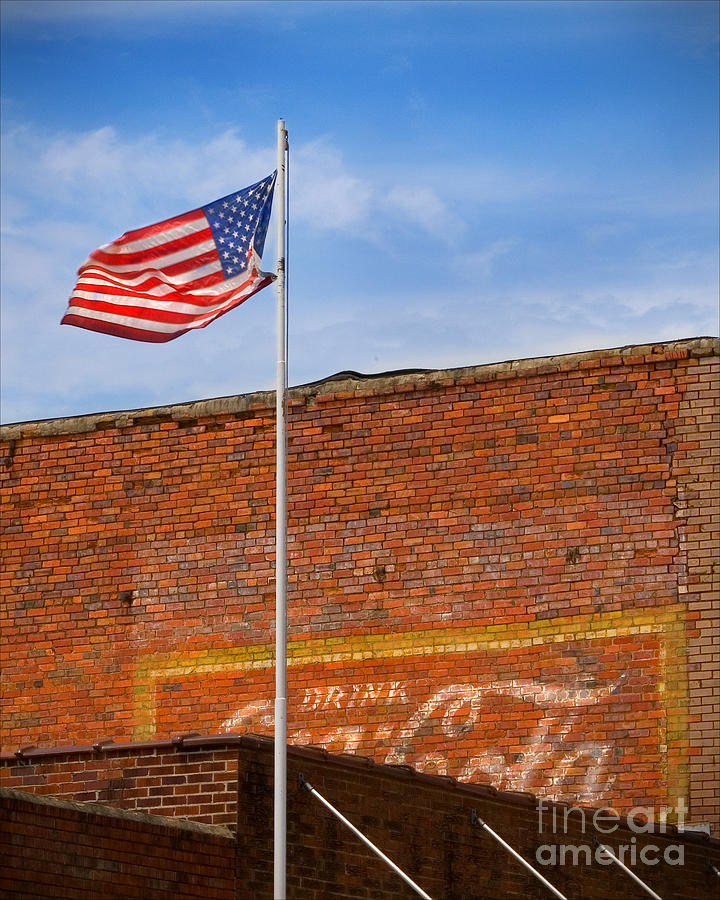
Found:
0,739 -> 239,827
0,788 -> 236,900
2,736 -> 718,899
279,745 -> 719,900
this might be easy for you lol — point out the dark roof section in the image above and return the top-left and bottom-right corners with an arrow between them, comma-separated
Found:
1,731 -> 716,846
295,367 -> 433,389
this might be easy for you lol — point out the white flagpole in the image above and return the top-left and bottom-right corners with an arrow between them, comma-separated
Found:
274,118 -> 289,900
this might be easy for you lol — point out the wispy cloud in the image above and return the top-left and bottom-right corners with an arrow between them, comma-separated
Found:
383,184 -> 463,241
293,140 -> 374,231
452,240 -> 520,279
3,125 -> 273,227
3,124 -> 464,238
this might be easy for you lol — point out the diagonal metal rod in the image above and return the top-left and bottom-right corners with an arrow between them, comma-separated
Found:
470,809 -> 568,900
596,843 -> 664,900
300,774 -> 434,900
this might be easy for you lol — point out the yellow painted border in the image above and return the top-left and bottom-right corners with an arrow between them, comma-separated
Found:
133,606 -> 689,798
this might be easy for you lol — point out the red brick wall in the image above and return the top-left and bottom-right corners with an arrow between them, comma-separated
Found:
0,788 -> 235,899
1,338 -> 718,827
672,355 -> 720,826
0,739 -> 239,827
2,739 -> 719,900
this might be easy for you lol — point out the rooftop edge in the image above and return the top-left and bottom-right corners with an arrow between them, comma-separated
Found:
1,336 -> 717,440
1,731 -> 717,845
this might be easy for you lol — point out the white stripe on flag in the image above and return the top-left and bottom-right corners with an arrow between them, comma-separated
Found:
101,216 -> 208,255
81,239 -> 217,274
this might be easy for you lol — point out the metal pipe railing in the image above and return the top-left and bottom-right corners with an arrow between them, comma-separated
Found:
299,774 -> 434,900
470,809 -> 568,900
595,842 -> 664,900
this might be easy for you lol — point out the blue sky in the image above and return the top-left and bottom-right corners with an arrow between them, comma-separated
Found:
1,0 -> 718,423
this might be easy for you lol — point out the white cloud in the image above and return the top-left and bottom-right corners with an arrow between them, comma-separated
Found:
3,123 -> 463,241
293,140 -> 374,231
583,222 -> 635,243
383,185 -> 463,242
2,125 -> 272,228
292,140 -> 464,245
453,240 -> 520,279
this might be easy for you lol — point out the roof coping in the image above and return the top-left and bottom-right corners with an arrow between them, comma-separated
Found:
2,336 -> 717,438
0,786 -> 234,839
2,731 -> 716,845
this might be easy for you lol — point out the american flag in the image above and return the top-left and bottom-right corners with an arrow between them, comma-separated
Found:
61,173 -> 277,343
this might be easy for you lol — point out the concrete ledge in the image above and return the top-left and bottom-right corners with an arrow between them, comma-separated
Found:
1,336 -> 717,439
0,786 -> 235,839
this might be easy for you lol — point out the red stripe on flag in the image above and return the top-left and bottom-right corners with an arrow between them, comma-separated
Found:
64,272 -> 273,333
66,297 -> 209,325
76,268 -> 228,295
74,266 -> 258,308
79,248 -> 221,280
60,314 -> 188,343
88,227 -> 213,266
112,209 -> 205,246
